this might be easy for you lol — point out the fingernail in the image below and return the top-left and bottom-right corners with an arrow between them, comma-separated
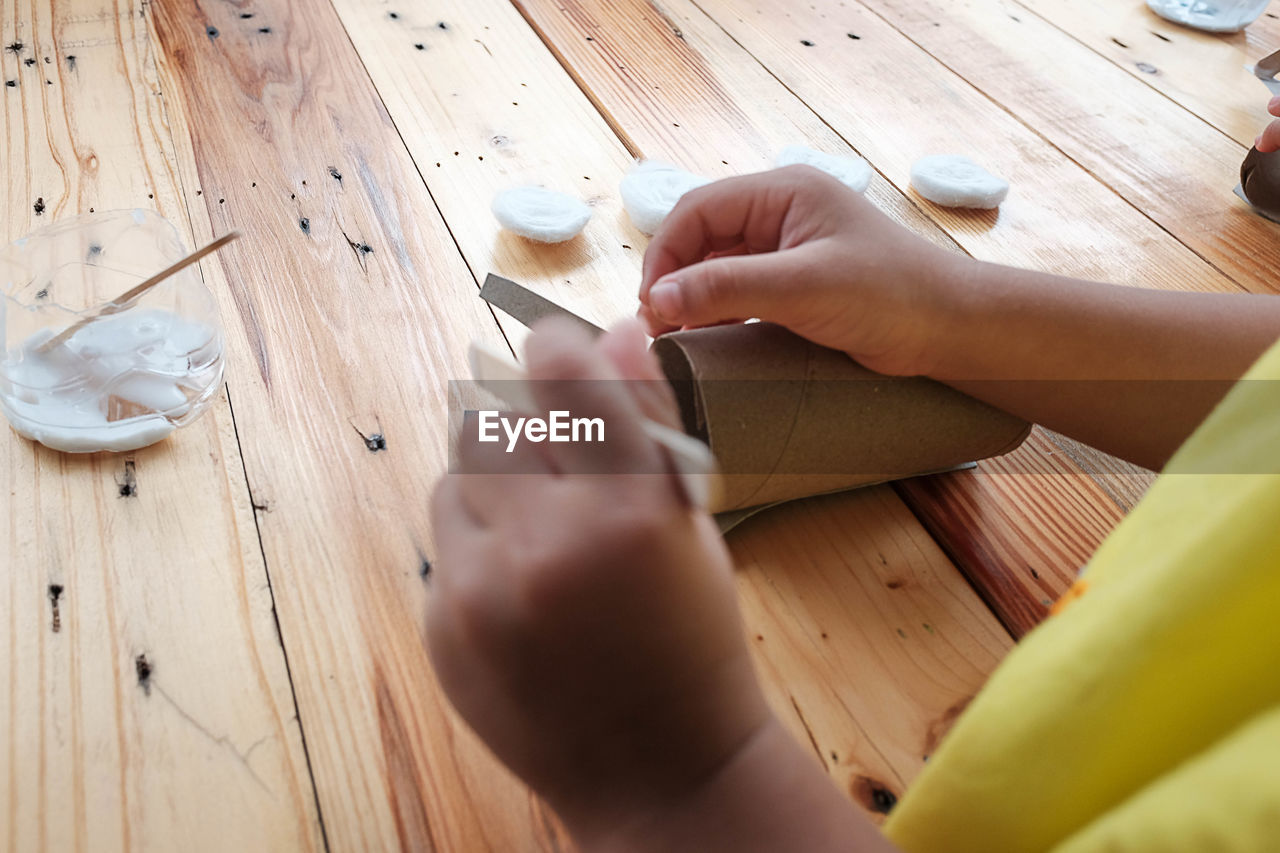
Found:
1270,95 -> 1280,108
648,280 -> 683,323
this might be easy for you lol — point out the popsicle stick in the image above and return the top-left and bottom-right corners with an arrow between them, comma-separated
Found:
36,231 -> 240,353
468,340 -> 719,510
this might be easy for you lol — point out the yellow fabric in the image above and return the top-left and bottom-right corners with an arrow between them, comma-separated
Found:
1052,706 -> 1280,853
883,339 -> 1280,853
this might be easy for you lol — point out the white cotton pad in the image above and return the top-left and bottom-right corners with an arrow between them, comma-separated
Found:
775,145 -> 873,193
909,155 -> 1009,209
491,186 -> 592,243
619,160 -> 711,235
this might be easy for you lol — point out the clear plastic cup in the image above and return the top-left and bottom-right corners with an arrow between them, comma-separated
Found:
0,210 -> 225,452
1146,0 -> 1273,32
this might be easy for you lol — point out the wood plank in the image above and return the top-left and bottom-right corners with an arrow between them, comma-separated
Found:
320,0 -> 1013,818
1,0 -> 321,849
1015,0 -> 1280,148
686,0 -> 1249,295
854,0 -> 1280,298
731,487 -> 1011,813
640,0 -> 1267,629
145,0 -> 572,848
509,0 -> 1135,637
895,431 -> 1131,634
328,0 -> 957,353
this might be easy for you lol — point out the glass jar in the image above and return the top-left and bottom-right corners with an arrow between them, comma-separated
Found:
1146,0 -> 1273,32
0,209 -> 225,452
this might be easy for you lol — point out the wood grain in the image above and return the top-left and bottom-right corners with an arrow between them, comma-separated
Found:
688,0 -> 1250,296
1015,0 -> 1280,148
328,0 -> 1013,820
146,0 -> 570,848
509,0 -> 1137,637
1,0 -> 321,849
894,430 -> 1137,634
730,487 -> 1011,814
658,0 -> 1269,629
857,0 -> 1280,299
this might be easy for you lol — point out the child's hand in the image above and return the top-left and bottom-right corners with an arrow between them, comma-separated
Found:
1256,95 -> 1280,153
429,318 -> 772,844
638,165 -> 969,377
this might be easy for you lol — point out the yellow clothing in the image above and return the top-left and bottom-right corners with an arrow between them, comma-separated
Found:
883,340 -> 1280,852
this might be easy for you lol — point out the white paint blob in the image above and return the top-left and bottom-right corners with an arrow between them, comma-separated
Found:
909,155 -> 1009,209
0,308 -> 223,452
619,160 -> 711,235
491,186 -> 592,243
775,145 -> 873,193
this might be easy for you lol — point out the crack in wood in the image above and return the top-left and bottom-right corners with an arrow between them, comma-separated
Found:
135,653 -> 153,694
788,695 -> 828,771
338,227 -> 373,273
48,584 -> 64,633
117,459 -> 138,498
153,683 -> 273,794
350,419 -> 387,452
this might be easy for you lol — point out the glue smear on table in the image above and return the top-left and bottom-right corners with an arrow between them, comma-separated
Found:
0,307 -> 221,452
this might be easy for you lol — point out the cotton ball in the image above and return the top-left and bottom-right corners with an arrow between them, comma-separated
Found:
909,155 -> 1009,209
775,145 -> 872,193
619,160 -> 711,235
492,186 -> 592,243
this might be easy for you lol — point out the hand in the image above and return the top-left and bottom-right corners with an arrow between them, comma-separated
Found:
637,165 -> 970,377
1256,95 -> 1280,152
429,318 -> 773,844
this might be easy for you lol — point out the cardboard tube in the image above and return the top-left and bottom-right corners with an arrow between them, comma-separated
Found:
480,275 -> 1031,515
1241,147 -> 1280,222
652,323 -> 1031,512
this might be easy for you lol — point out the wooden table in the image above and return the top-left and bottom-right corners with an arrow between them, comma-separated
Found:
4,0 -> 1278,848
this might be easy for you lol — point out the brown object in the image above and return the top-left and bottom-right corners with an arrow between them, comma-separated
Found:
513,0 -> 1172,634
36,231 -> 240,353
482,275 -> 1031,515
1241,147 -> 1280,223
653,323 -> 1031,512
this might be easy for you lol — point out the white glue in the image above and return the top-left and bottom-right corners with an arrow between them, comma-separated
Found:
0,307 -> 221,452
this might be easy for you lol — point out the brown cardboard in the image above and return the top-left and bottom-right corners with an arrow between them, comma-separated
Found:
651,323 -> 1030,511
1241,147 -> 1280,223
479,274 -> 1031,517
479,274 -> 604,338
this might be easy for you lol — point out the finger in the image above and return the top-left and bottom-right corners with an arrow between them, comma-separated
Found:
458,409 -> 557,476
644,246 -> 815,330
430,476 -> 490,573
636,301 -> 673,337
524,317 -> 665,475
1269,95 -> 1280,118
596,318 -> 683,431
640,170 -> 805,299
1258,118 -> 1280,153
456,408 -> 560,526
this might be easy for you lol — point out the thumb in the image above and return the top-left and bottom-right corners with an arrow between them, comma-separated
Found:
644,250 -> 802,329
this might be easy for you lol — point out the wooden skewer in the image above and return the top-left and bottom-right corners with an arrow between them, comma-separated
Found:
36,231 -> 240,353
1254,48 -> 1280,80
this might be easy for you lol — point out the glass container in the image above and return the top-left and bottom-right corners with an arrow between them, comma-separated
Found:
1146,0 -> 1273,32
0,210 -> 225,452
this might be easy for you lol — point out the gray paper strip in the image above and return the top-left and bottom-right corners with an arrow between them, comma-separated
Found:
480,274 -> 604,337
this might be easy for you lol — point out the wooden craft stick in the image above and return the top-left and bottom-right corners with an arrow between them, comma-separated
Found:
36,231 -> 240,353
468,340 -> 719,510
1255,48 -> 1280,80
